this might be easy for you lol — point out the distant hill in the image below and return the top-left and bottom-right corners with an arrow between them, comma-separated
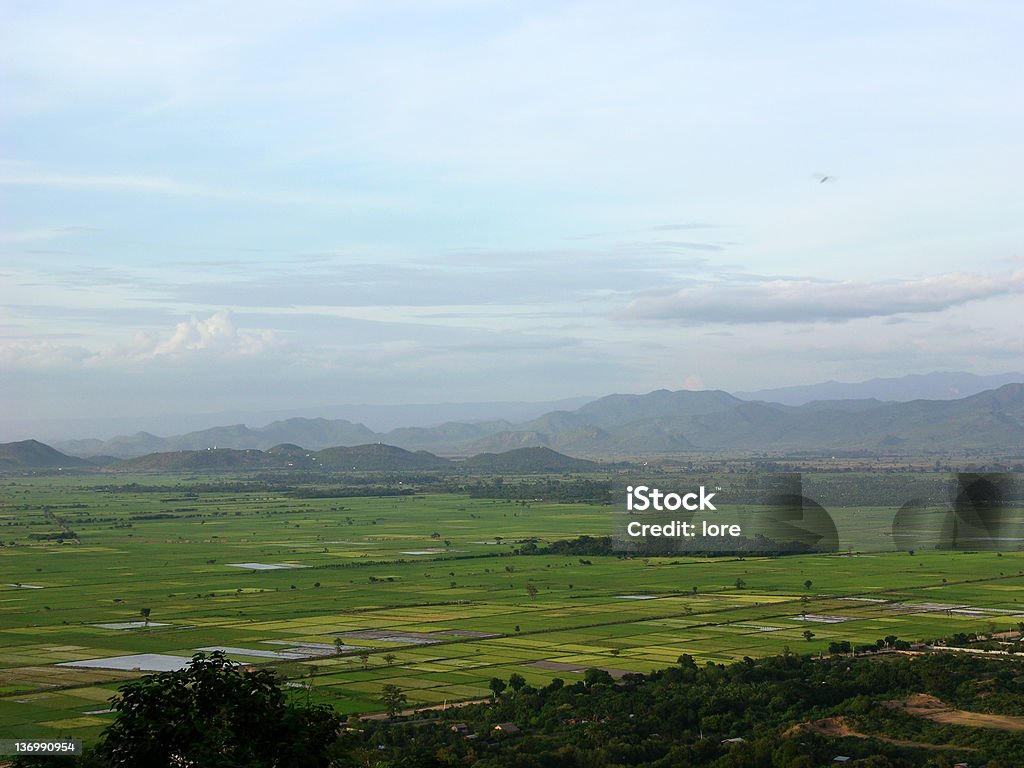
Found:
57,431 -> 169,459
55,419 -> 379,458
465,385 -> 1023,455
5,396 -> 597,444
118,444 -> 607,473
115,444 -> 453,472
461,446 -> 598,472
573,388 -> 743,427
43,381 -> 1024,460
313,444 -> 451,471
0,440 -> 90,470
383,420 -> 512,451
116,448 -> 281,472
737,371 -> 1024,406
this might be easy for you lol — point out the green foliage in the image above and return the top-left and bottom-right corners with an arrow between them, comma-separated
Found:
92,652 -> 342,767
380,684 -> 407,718
489,677 -> 507,698
357,653 -> 1024,768
522,534 -> 614,556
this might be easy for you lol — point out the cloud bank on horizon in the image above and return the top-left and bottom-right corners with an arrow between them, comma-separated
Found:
2,1 -> 1022,420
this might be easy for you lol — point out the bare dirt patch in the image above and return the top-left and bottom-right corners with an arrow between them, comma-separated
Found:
785,716 -> 971,752
885,693 -> 1024,732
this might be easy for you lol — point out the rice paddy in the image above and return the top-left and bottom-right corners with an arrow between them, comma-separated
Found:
1,473 -> 1022,744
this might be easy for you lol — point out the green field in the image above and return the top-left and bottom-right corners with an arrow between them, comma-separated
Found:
2,474 -> 1023,744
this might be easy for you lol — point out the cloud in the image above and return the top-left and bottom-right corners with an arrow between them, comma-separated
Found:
649,223 -> 718,232
0,226 -> 99,244
0,310 -> 280,369
0,167 -> 238,199
0,340 -> 93,368
615,240 -> 724,253
162,244 -> 716,311
620,271 -> 1024,324
0,162 -> 397,209
144,310 -> 278,358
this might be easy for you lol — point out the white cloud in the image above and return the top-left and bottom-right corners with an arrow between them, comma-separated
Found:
0,340 -> 93,368
0,165 -> 238,199
145,311 -> 278,358
0,162 -> 403,210
0,311 -> 280,368
620,271 -> 1024,324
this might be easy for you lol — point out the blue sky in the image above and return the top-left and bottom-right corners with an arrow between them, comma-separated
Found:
2,0 -> 1022,424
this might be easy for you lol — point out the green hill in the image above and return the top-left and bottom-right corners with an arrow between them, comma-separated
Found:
312,444 -> 451,471
0,440 -> 90,470
116,449 -> 280,471
461,446 -> 598,472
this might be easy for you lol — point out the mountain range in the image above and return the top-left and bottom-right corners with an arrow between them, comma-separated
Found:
736,371 -> 1024,405
0,441 -> 600,474
40,381 -> 1024,460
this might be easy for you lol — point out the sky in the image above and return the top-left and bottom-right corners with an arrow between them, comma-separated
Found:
2,0 -> 1023,429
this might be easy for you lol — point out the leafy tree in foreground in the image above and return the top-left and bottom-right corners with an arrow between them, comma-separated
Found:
93,651 -> 342,767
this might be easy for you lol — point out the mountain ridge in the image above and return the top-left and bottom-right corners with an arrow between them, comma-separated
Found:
39,380 -> 1024,460
736,371 -> 1024,406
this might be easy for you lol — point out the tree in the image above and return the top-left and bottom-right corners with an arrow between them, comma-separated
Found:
802,630 -> 815,642
139,608 -> 151,626
677,654 -> 697,670
94,651 -> 341,767
526,584 -> 539,600
334,638 -> 345,656
488,677 -> 507,699
734,578 -> 746,590
383,653 -> 397,666
508,673 -> 526,692
380,684 -> 407,718
358,651 -> 370,669
803,579 -> 812,590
